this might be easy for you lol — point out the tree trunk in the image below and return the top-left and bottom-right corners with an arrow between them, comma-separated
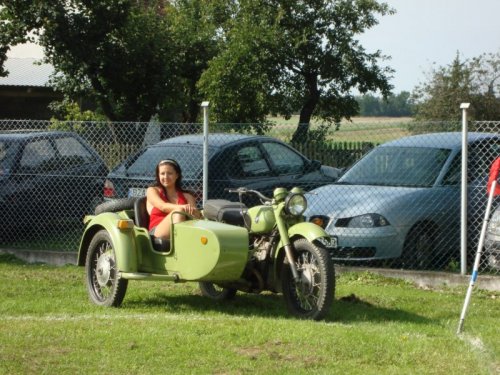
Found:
291,74 -> 320,144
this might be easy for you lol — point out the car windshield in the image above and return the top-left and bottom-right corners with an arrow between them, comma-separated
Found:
339,146 -> 451,187
125,145 -> 215,179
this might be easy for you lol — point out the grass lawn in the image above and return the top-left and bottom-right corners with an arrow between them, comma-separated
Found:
0,254 -> 498,374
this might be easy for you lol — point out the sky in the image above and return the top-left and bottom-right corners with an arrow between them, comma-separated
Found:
7,0 -> 500,94
358,0 -> 500,93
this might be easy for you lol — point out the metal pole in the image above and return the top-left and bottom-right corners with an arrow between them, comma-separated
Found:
460,103 -> 470,275
201,101 -> 210,207
457,179 -> 496,334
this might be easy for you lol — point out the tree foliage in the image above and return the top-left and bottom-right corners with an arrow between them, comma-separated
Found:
198,0 -> 395,141
357,91 -> 413,117
412,51 -> 500,121
1,0 -> 395,140
1,1 -> 180,122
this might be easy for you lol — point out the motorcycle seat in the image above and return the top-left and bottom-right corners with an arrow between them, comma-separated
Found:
204,199 -> 249,227
134,196 -> 170,252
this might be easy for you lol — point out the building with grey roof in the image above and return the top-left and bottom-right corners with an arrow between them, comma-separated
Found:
0,57 -> 62,119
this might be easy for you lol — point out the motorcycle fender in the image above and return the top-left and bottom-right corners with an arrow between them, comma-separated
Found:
277,222 -> 331,252
78,213 -> 138,272
271,222 -> 332,292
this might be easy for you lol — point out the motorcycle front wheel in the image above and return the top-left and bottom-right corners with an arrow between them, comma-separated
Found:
282,238 -> 335,320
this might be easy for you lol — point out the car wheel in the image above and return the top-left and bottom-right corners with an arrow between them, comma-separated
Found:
95,197 -> 138,215
402,225 -> 437,269
486,252 -> 500,271
85,229 -> 128,307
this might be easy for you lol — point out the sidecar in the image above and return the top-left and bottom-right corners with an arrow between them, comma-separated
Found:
77,197 -> 249,307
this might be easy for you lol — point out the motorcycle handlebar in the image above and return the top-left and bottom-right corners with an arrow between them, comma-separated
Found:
225,187 -> 272,202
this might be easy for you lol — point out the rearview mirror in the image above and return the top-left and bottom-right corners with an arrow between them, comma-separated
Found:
306,160 -> 321,172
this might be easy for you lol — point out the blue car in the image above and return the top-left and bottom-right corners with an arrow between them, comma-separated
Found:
0,131 -> 108,234
103,133 -> 340,205
305,132 -> 500,269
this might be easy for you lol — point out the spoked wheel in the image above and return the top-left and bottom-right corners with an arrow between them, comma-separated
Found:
282,239 -> 335,320
85,230 -> 128,307
199,282 -> 237,301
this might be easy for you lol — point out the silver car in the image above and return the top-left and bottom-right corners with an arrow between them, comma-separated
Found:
305,132 -> 500,269
485,206 -> 500,271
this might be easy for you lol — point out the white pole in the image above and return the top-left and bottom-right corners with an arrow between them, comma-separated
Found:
201,101 -> 210,207
457,179 -> 496,334
460,103 -> 470,275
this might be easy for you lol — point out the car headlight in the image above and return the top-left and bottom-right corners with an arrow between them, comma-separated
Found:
284,193 -> 307,216
337,213 -> 390,228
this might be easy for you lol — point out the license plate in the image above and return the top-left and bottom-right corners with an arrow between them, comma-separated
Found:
128,187 -> 147,197
317,236 -> 338,249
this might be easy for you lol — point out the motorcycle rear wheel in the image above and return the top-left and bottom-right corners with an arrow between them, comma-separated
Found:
282,238 -> 335,320
198,282 -> 237,300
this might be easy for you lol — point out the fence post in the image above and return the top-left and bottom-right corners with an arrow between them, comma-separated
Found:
201,101 -> 210,207
460,103 -> 470,275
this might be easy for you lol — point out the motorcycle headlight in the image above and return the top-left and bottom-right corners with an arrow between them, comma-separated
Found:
338,213 -> 390,228
284,193 -> 307,216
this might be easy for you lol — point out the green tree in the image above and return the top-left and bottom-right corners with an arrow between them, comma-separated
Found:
197,1 -> 279,133
0,1 -> 179,124
357,92 -> 413,117
357,94 -> 382,116
381,91 -> 413,116
412,51 -> 500,121
412,53 -> 474,120
198,0 -> 394,141
169,0 -> 227,123
0,0 -> 228,126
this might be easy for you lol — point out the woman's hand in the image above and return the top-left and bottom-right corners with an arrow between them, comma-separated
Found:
179,203 -> 197,216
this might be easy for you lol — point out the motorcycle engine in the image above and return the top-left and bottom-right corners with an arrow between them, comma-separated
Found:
251,235 -> 273,261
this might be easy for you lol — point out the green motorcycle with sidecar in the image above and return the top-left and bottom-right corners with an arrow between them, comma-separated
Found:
78,186 -> 336,320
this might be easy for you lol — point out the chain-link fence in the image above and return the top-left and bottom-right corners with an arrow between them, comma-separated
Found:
1,118 -> 499,275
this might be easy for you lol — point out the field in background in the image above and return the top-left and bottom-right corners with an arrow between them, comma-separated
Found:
268,116 -> 413,143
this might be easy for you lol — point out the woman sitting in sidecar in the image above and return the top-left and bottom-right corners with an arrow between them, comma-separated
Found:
146,159 -> 200,239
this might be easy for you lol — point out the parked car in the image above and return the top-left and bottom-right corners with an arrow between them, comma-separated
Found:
0,131 -> 108,231
485,205 -> 500,271
305,132 -> 500,269
103,133 -> 340,204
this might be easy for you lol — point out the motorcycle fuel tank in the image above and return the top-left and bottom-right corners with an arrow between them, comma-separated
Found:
247,205 -> 276,233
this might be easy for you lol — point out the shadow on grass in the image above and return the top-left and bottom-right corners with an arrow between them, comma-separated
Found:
0,255 -> 431,325
331,294 -> 431,324
123,291 -> 431,324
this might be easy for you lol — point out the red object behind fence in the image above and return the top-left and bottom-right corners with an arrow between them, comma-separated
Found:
487,157 -> 500,196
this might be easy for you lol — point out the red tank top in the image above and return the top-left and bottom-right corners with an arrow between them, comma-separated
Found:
149,189 -> 187,230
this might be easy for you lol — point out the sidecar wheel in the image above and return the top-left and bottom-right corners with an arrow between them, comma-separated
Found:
85,230 -> 128,307
199,282 -> 237,300
282,239 -> 335,320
